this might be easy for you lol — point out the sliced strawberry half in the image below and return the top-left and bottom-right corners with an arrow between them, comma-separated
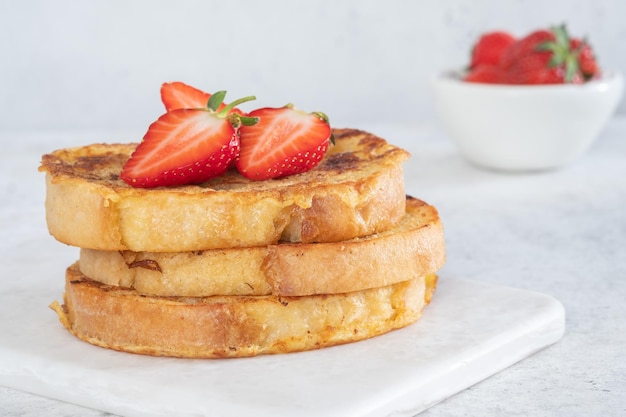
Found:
160,81 -> 243,114
236,105 -> 334,181
161,81 -> 212,111
121,91 -> 257,188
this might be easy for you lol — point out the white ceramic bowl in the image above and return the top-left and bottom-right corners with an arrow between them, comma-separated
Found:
432,71 -> 624,172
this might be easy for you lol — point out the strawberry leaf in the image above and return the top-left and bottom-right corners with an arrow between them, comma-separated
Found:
564,54 -> 579,82
535,24 -> 581,83
207,91 -> 227,111
239,115 -> 260,126
552,24 -> 570,49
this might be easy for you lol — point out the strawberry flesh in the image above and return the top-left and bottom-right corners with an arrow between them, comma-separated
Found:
121,109 -> 240,188
161,81 -> 243,114
161,82 -> 213,111
123,84 -> 334,187
236,106 -> 332,180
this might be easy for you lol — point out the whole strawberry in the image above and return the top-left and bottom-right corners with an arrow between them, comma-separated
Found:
469,31 -> 516,69
503,53 -> 579,84
499,29 -> 555,70
121,91 -> 257,188
570,38 -> 600,80
465,64 -> 506,84
500,25 -> 583,84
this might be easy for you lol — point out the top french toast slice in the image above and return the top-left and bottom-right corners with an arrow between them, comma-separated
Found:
39,129 -> 410,252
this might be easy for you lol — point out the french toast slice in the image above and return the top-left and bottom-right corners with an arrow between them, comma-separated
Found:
51,264 -> 437,358
40,129 -> 409,252
78,197 -> 445,297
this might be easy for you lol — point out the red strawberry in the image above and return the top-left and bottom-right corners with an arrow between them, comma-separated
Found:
464,64 -> 506,83
500,29 -> 555,70
469,31 -> 516,69
501,25 -> 583,84
160,81 -> 243,114
161,81 -> 212,111
236,105 -> 334,180
121,91 -> 257,188
502,53 -> 572,84
570,38 -> 600,80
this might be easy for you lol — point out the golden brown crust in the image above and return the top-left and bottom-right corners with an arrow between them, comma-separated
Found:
39,129 -> 410,252
52,263 -> 437,358
78,197 -> 445,297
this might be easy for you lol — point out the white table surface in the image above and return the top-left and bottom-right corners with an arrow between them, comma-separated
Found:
1,118 -> 625,416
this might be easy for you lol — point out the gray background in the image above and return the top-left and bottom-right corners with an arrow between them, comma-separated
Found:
1,0 -> 625,133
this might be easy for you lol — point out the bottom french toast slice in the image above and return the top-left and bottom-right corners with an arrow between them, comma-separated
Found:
51,264 -> 437,359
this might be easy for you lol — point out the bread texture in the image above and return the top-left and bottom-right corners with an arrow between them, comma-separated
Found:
39,129 -> 409,252
42,126 -> 446,359
51,263 -> 437,358
78,197 -> 445,297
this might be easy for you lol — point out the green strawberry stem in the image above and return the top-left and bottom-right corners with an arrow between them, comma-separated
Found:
206,91 -> 259,127
221,95 -> 257,113
206,90 -> 257,115
536,24 -> 580,83
312,111 -> 330,124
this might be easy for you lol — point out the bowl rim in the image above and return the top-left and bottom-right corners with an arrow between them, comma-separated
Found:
434,69 -> 623,91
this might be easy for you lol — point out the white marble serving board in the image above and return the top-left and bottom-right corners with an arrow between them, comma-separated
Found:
0,276 -> 564,417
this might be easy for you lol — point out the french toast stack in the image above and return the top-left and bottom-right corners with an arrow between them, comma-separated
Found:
39,128 -> 445,358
